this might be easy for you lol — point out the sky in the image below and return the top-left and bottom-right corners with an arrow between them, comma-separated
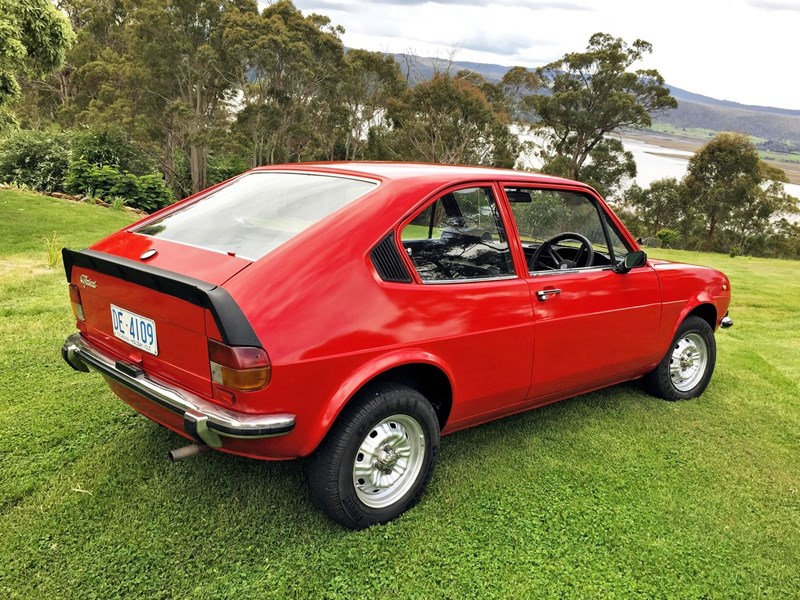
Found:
288,0 -> 800,110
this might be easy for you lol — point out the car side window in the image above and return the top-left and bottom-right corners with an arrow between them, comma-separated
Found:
400,187 -> 514,282
601,212 -> 630,265
505,187 -> 631,272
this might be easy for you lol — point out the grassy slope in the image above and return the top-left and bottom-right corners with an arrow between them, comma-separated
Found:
1,189 -> 798,598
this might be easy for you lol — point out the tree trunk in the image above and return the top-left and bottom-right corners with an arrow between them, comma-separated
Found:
57,68 -> 72,105
190,80 -> 207,193
163,131 -> 177,196
190,144 -> 206,194
704,214 -> 717,252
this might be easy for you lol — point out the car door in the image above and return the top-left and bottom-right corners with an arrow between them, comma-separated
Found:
398,184 -> 535,428
501,185 -> 663,402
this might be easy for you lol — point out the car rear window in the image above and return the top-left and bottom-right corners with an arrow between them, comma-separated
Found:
135,172 -> 377,260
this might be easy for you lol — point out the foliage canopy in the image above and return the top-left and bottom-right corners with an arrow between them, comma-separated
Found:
0,0 -> 74,128
624,132 -> 798,257
527,32 -> 676,189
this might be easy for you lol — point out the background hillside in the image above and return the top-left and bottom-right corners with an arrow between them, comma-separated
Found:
394,54 -> 800,150
656,86 -> 800,150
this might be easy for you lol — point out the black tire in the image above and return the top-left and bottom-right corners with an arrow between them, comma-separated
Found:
644,315 -> 717,400
307,382 -> 440,529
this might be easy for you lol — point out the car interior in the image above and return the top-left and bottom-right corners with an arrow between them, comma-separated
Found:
401,186 -> 630,281
505,187 -> 627,273
401,188 -> 515,281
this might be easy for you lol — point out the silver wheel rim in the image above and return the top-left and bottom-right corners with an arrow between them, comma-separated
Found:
352,414 -> 426,509
669,332 -> 708,392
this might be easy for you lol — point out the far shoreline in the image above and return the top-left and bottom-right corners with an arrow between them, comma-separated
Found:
622,130 -> 800,185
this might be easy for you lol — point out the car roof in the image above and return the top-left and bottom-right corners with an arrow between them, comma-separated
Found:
251,161 -> 585,188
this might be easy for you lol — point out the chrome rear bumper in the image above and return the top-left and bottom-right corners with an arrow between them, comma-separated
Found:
62,333 -> 295,448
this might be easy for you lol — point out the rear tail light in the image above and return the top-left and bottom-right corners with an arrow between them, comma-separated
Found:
69,284 -> 85,321
208,339 -> 271,391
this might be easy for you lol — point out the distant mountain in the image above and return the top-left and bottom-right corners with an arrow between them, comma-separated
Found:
652,99 -> 800,148
394,54 -> 511,84
656,85 -> 800,148
665,85 -> 800,117
390,54 -> 800,147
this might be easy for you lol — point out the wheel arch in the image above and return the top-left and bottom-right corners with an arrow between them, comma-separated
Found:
367,364 -> 453,430
669,293 -> 718,338
311,351 -> 454,453
687,302 -> 717,331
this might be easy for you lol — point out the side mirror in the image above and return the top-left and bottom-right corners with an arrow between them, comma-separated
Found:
614,250 -> 647,274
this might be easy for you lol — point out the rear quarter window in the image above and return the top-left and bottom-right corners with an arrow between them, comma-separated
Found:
136,172 -> 377,260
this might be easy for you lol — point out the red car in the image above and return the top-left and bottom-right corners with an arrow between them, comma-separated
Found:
62,163 -> 732,528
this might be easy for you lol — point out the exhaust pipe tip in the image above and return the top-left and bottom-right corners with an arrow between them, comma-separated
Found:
168,443 -> 207,462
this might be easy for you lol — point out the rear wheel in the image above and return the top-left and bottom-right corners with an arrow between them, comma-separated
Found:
644,315 -> 716,400
307,383 -> 440,529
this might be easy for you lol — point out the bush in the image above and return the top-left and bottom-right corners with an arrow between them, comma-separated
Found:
0,130 -> 71,192
65,159 -> 173,213
207,152 -> 249,188
655,228 -> 680,247
71,128 -> 156,176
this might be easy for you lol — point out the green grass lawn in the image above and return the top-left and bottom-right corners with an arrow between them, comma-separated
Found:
649,123 -> 723,141
1,188 -> 798,598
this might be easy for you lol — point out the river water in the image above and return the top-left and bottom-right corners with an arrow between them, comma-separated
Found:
620,137 -> 800,201
518,131 -> 800,202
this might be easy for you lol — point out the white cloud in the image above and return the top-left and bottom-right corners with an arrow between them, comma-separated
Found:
298,0 -> 590,9
291,0 -> 798,109
745,0 -> 800,11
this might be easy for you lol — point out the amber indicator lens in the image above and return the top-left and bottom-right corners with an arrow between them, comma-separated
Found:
208,339 -> 271,391
69,284 -> 85,321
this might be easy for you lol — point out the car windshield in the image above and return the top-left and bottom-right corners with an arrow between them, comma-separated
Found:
135,172 -> 378,260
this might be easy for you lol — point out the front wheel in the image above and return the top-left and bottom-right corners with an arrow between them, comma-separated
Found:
307,383 -> 440,529
644,315 -> 717,400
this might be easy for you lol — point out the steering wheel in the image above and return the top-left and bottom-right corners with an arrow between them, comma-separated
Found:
529,232 -> 595,271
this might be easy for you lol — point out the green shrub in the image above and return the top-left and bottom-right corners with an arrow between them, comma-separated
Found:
65,159 -> 173,213
655,228 -> 680,247
207,152 -> 250,188
71,128 -> 156,175
0,130 -> 71,192
43,232 -> 60,267
108,196 -> 127,211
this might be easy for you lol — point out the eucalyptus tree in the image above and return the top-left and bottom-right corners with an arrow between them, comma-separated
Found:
128,0 -> 258,193
16,0 -> 142,130
490,65 -> 541,122
382,72 -> 519,167
0,0 -> 74,128
232,0 -> 345,166
526,33 -> 676,189
623,177 -> 685,236
337,49 -> 406,160
684,132 -> 796,253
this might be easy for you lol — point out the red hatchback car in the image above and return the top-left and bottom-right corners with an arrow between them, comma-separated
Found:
62,163 -> 732,528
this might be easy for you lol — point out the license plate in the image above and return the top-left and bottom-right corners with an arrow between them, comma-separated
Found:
110,304 -> 158,355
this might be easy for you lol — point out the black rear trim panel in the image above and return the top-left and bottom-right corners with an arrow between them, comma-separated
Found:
370,233 -> 412,283
63,248 -> 261,347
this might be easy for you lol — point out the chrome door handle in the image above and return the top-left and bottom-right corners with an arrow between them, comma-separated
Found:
536,288 -> 561,301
